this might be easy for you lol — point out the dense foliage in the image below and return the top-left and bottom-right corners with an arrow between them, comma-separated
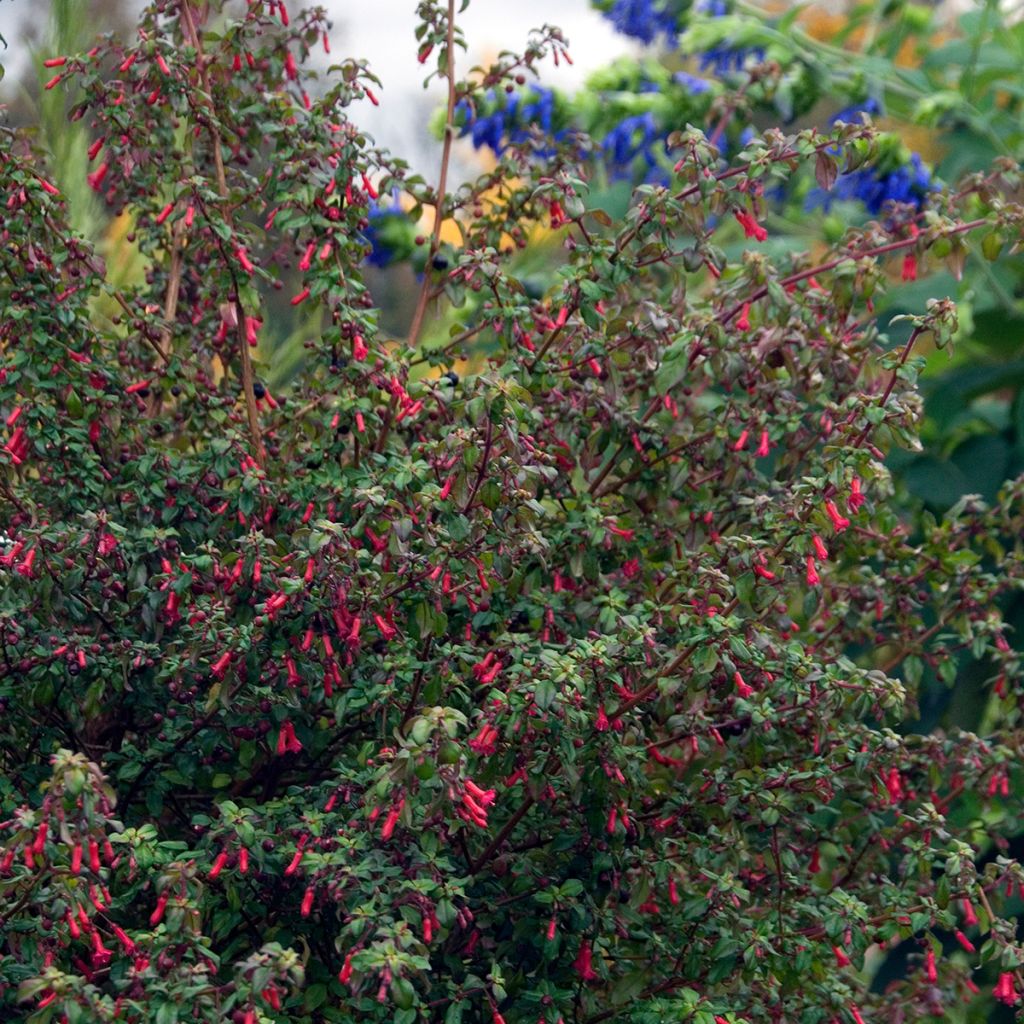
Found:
3,2 -> 1024,1023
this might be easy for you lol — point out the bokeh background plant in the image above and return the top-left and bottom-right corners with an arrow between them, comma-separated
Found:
2,1 -> 1024,1023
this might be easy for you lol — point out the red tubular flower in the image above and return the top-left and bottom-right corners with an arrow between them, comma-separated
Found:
595,705 -> 610,731
734,671 -> 754,699
736,303 -> 751,331
32,821 -> 48,855
352,335 -> 369,361
338,952 -> 354,985
149,893 -> 168,926
824,499 -> 850,533
902,252 -> 918,281
301,886 -> 315,916
734,209 -> 768,242
961,898 -> 978,926
291,286 -> 310,306
469,723 -> 499,755
381,805 -> 401,840
87,162 -> 109,191
235,246 -> 255,274
832,945 -> 851,967
812,534 -> 829,560
733,429 -> 749,452
806,556 -> 820,586
848,476 -> 866,512
111,923 -> 135,954
284,840 -> 306,876
238,847 -> 249,874
464,779 -> 496,806
995,972 -> 1019,1005
756,430 -> 770,457
573,940 -> 598,981
884,768 -> 903,803
954,930 -> 975,953
210,650 -> 232,678
276,721 -> 302,755
208,850 -> 229,880
91,930 -> 112,965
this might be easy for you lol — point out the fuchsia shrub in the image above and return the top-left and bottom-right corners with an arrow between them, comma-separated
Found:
2,2 -> 1024,1023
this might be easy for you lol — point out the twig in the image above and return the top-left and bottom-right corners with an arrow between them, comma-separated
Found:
179,0 -> 265,465
406,0 -> 458,349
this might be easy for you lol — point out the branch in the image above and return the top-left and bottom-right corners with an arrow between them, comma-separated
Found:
406,0 -> 458,350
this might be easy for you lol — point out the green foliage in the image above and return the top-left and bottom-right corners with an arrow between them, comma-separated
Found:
1,2 -> 1024,1024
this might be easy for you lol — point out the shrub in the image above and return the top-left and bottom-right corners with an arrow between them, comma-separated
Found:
2,2 -> 1024,1023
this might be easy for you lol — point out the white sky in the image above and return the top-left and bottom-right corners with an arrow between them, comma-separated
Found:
0,0 -> 633,168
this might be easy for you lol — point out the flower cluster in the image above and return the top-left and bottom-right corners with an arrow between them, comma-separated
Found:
456,85 -> 558,154
361,192 -> 418,269
830,96 -> 883,125
600,0 -> 679,45
601,111 -> 662,181
812,151 -> 936,214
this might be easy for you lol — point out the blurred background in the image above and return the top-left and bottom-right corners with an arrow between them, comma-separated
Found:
0,0 -> 632,170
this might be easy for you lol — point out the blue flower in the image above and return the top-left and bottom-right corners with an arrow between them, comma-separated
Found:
457,86 -> 560,155
694,0 -> 765,76
602,112 -> 662,181
808,152 -> 936,214
830,97 -> 883,126
602,0 -> 679,46
673,71 -> 712,94
362,191 -> 408,268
